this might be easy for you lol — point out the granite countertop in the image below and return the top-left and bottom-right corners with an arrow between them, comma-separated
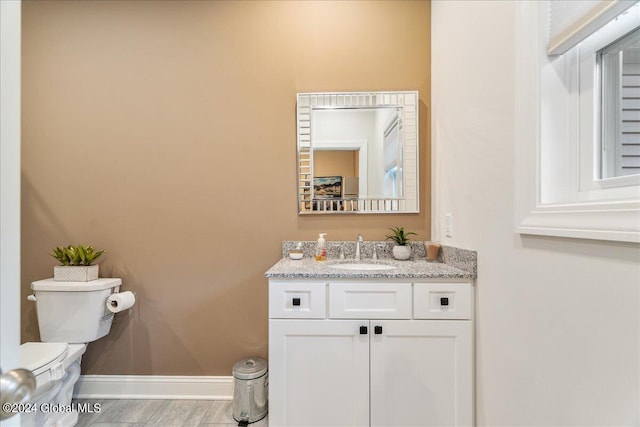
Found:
265,257 -> 474,280
265,241 -> 477,280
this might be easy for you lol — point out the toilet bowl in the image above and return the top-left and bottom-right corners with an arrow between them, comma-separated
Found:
20,342 -> 86,427
22,277 -> 123,427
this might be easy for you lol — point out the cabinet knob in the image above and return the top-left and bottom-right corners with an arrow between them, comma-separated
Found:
292,297 -> 301,306
440,297 -> 449,306
359,326 -> 368,335
374,325 -> 383,335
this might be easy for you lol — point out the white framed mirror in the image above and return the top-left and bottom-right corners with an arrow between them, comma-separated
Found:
297,91 -> 419,214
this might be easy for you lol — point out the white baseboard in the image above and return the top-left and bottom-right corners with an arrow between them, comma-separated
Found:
74,375 -> 233,400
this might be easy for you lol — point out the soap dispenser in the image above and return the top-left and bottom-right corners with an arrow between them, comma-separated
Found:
315,233 -> 328,261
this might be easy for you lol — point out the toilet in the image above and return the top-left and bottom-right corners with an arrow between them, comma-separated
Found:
22,277 -> 122,427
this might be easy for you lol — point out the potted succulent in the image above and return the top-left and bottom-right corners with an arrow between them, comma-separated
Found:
386,227 -> 417,260
50,244 -> 106,282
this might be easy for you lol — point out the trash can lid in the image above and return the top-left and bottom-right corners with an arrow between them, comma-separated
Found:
233,358 -> 267,380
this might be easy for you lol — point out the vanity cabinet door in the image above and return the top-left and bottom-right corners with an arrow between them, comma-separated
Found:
369,320 -> 473,427
269,319 -> 370,427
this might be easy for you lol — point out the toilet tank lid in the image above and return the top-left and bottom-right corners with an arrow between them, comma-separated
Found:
20,342 -> 68,376
32,277 -> 122,291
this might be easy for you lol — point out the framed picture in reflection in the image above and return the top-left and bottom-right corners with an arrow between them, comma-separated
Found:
313,176 -> 342,199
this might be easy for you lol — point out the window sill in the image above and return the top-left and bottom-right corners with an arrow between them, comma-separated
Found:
516,200 -> 640,243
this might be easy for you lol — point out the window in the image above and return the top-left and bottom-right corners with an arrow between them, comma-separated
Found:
599,27 -> 640,178
383,112 -> 402,198
515,0 -> 640,243
577,3 -> 640,197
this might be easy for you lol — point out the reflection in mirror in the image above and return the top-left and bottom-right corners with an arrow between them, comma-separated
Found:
297,92 -> 418,214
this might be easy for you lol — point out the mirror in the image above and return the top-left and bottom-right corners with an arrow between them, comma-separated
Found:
297,91 -> 419,214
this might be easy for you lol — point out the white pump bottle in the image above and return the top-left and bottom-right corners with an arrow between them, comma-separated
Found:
315,233 -> 327,261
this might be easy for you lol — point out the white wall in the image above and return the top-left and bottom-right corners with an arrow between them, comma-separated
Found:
432,1 -> 640,425
0,0 -> 21,370
0,1 -> 21,425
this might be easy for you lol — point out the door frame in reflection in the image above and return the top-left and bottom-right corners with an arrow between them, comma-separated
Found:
314,139 -> 368,198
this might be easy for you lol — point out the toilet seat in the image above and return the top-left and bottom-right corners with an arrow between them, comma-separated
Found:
21,342 -> 67,373
20,342 -> 68,394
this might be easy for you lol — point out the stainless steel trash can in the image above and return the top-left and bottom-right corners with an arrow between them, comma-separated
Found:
232,358 -> 268,424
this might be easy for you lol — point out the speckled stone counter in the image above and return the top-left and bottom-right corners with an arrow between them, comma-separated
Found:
265,241 -> 477,280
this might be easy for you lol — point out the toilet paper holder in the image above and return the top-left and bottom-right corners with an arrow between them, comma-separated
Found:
106,290 -> 137,314
108,290 -> 136,303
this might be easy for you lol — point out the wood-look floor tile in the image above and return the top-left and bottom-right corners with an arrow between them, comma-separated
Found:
90,424 -> 147,427
201,419 -> 268,427
252,416 -> 269,427
74,399 -> 117,427
198,400 -> 268,426
198,400 -> 234,424
91,399 -> 165,423
71,399 -> 263,426
145,400 -> 213,426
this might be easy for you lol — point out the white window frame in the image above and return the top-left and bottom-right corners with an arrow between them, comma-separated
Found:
578,7 -> 640,192
515,0 -> 640,243
597,27 -> 640,179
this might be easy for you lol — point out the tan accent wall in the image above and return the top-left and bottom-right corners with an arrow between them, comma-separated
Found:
314,151 -> 357,179
21,0 -> 431,375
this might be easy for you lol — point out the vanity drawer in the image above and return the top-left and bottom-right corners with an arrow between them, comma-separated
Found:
269,281 -> 327,319
413,283 -> 472,319
329,282 -> 412,319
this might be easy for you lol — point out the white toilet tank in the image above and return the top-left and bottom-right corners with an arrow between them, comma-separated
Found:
31,278 -> 122,343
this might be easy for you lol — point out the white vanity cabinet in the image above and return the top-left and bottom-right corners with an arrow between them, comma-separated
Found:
268,279 -> 474,427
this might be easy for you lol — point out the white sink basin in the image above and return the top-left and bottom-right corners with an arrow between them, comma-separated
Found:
330,263 -> 397,271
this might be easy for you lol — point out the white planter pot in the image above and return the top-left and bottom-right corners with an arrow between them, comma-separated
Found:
53,265 -> 99,282
392,245 -> 412,260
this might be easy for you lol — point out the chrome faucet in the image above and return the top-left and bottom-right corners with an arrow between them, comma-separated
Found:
372,244 -> 382,261
355,234 -> 363,261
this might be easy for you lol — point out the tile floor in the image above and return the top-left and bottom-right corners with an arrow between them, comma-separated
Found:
74,399 -> 268,427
